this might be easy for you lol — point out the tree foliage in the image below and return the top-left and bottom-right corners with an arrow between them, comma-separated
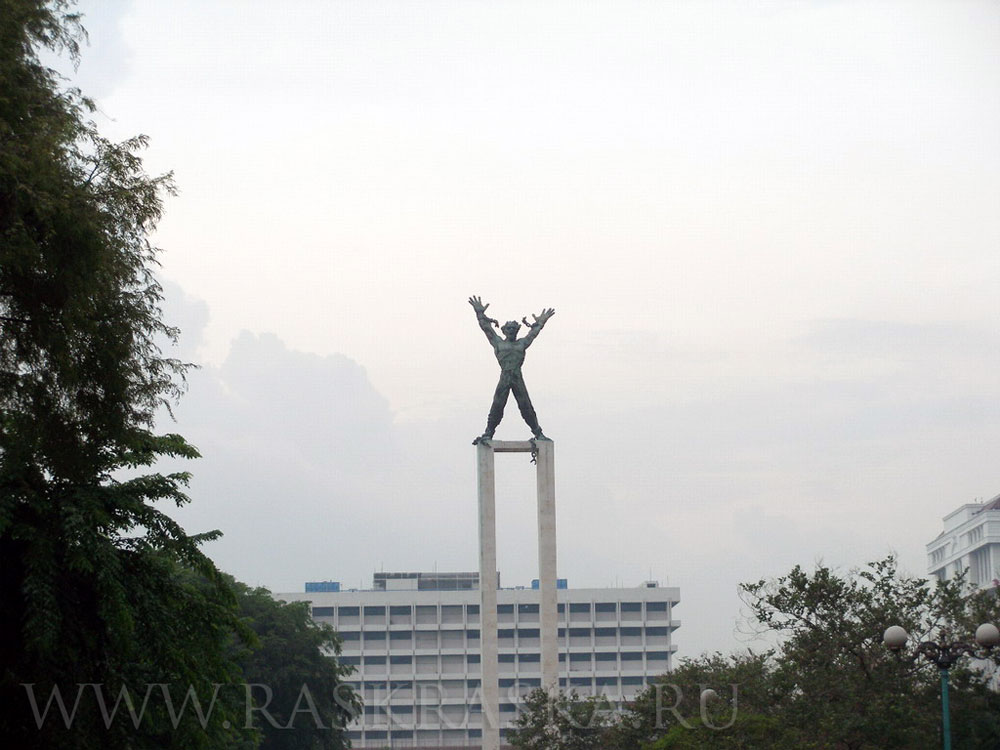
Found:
603,557 -> 1000,750
740,556 -> 1000,749
236,582 -> 360,750
606,651 -> 788,749
508,688 -> 615,750
2,2 -> 257,746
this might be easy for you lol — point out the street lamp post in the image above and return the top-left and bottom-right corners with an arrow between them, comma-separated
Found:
883,622 -> 1000,750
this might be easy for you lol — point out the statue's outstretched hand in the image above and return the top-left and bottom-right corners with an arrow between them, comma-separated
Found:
469,296 -> 489,314
533,308 -> 555,326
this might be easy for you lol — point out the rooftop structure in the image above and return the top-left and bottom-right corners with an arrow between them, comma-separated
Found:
927,493 -> 1000,590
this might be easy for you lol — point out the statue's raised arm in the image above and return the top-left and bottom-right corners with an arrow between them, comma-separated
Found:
469,296 -> 500,345
520,308 -> 555,348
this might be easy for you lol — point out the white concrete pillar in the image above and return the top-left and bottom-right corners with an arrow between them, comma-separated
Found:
477,443 -> 500,750
534,440 -> 559,693
477,438 -> 559,748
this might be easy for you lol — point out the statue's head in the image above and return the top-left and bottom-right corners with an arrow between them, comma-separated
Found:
501,320 -> 521,339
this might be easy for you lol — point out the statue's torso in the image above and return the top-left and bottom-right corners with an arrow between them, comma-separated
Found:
494,339 -> 526,371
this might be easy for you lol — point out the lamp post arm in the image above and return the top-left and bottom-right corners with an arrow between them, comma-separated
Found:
913,640 -> 979,669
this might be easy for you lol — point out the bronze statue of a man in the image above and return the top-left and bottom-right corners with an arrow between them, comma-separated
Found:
469,296 -> 555,441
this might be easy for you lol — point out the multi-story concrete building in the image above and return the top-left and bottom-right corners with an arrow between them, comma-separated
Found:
276,571 -> 680,748
927,493 -> 1000,590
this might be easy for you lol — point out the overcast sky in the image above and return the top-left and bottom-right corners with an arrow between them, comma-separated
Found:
65,0 -> 1000,658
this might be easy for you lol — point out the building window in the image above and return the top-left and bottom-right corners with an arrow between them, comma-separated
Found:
339,606 -> 360,617
311,606 -> 334,617
595,602 -> 616,612
388,605 -> 412,624
413,605 -> 437,625
518,603 -> 539,614
441,605 -> 463,622
569,603 -> 591,613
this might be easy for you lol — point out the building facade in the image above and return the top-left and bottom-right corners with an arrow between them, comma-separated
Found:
927,493 -> 1000,590
276,572 -> 680,748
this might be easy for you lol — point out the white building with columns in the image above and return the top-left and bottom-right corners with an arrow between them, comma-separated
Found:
276,571 -> 680,749
927,493 -> 1000,590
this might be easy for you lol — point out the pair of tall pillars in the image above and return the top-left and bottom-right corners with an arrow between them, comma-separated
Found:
476,439 -> 558,750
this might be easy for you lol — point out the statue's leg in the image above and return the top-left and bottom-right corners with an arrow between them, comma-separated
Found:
484,377 -> 511,438
511,373 -> 543,437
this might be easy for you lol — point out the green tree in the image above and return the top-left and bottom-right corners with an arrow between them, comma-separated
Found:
611,557 -> 1000,750
740,556 -> 1000,749
645,713 -> 785,750
0,1 -> 253,745
606,651 -> 789,750
235,582 -> 360,750
508,689 -> 615,750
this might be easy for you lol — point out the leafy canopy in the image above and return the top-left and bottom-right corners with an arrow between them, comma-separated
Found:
2,1 -> 248,746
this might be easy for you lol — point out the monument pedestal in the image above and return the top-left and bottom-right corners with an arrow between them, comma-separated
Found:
477,439 -> 558,750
